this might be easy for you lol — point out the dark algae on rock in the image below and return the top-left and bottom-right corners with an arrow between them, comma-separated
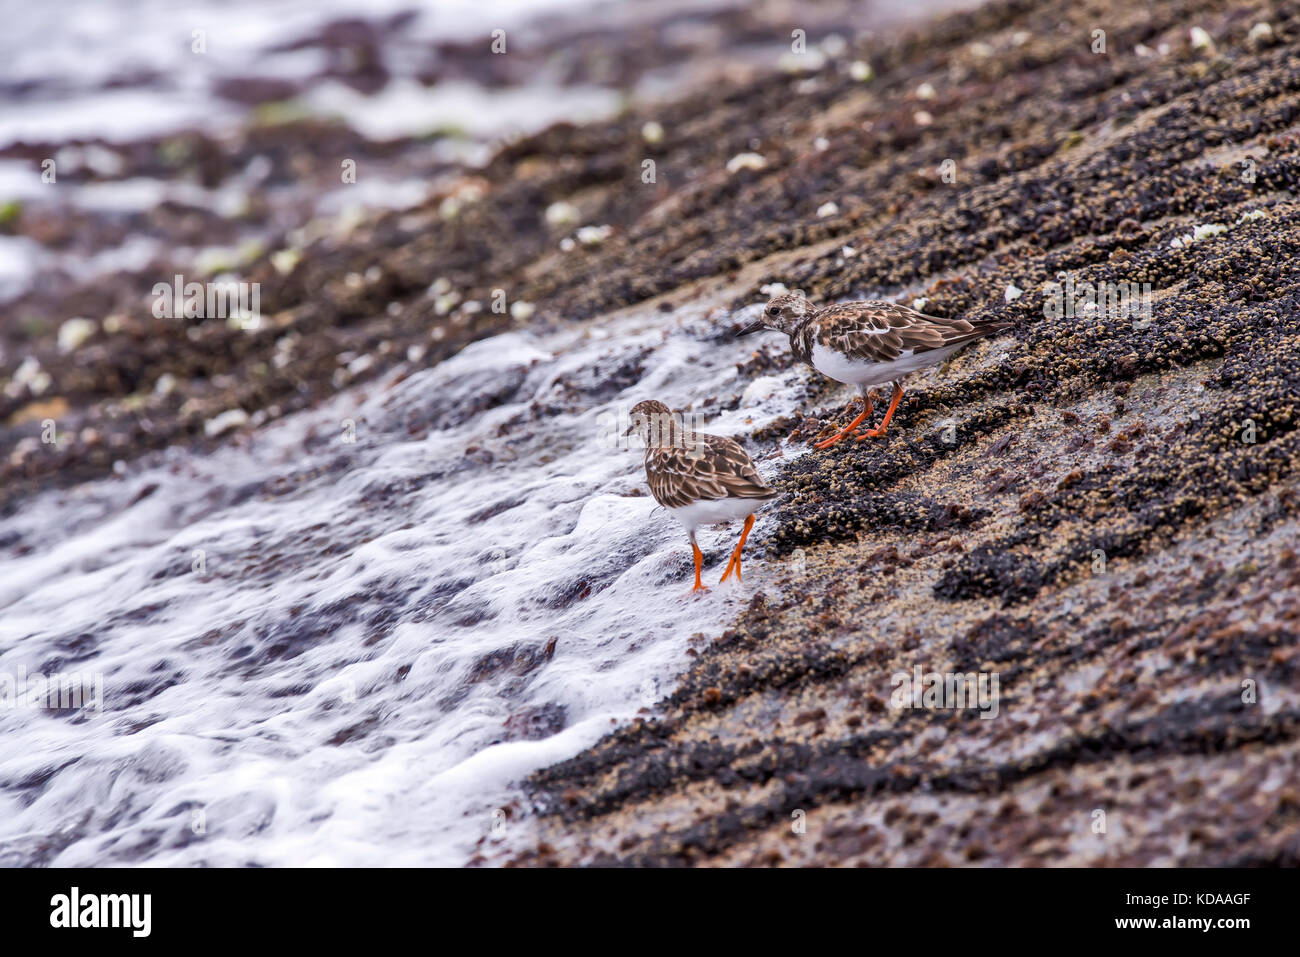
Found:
502,0 -> 1300,865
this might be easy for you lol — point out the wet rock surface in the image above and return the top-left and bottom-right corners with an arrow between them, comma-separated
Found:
502,0 -> 1300,865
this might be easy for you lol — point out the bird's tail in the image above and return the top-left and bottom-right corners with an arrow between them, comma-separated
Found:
948,320 -> 1014,347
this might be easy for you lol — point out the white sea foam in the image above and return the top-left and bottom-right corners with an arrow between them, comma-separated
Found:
0,298 -> 809,866
0,0 -> 631,303
0,0 -> 620,148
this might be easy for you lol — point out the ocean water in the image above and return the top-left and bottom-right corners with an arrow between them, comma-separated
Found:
0,0 -> 620,146
0,0 -> 626,305
0,297 -> 810,865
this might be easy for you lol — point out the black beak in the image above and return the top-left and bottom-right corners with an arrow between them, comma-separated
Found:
737,321 -> 767,337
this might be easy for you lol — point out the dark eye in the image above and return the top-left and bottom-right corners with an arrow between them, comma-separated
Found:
767,306 -> 779,316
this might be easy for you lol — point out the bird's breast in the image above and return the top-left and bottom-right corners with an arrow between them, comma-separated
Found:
668,497 -> 765,531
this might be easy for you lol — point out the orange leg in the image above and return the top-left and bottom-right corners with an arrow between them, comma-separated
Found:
857,383 -> 903,439
690,541 -> 707,592
720,513 -> 756,583
814,394 -> 873,450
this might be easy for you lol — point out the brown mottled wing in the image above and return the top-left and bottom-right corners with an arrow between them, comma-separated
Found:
813,301 -> 992,362
644,434 -> 776,508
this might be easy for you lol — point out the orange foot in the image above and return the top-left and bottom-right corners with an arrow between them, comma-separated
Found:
855,384 -> 902,440
719,514 -> 755,583
690,542 -> 708,592
814,397 -> 873,450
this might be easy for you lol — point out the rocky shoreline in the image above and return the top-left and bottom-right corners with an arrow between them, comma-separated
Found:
4,0 -> 1299,866
503,0 -> 1300,865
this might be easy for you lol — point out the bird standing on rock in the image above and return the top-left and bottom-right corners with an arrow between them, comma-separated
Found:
739,293 -> 1012,448
626,399 -> 776,591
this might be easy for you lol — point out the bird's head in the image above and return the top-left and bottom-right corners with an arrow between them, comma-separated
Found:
625,399 -> 679,447
738,292 -> 811,337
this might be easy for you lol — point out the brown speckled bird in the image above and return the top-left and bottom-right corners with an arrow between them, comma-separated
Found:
626,399 -> 776,591
740,293 -> 1012,448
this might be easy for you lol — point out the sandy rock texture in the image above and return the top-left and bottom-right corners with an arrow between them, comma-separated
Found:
505,0 -> 1300,865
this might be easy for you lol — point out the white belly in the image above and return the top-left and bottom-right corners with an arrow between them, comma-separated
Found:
668,497 -> 764,533
811,341 -> 968,388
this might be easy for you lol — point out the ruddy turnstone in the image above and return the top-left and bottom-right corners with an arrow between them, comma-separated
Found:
739,293 -> 1011,448
626,399 -> 776,591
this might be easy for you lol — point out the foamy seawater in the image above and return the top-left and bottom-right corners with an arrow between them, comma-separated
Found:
0,0 -> 618,147
0,298 -> 809,866
0,0 -> 628,306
